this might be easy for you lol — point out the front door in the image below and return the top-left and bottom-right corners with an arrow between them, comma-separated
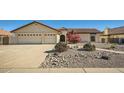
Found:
60,35 -> 65,42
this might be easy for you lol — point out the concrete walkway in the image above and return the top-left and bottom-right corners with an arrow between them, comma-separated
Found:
96,48 -> 124,54
0,68 -> 124,73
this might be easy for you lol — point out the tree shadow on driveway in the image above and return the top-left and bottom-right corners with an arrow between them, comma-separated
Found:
44,49 -> 57,53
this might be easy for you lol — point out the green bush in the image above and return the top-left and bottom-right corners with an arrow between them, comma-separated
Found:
55,42 -> 68,52
83,43 -> 96,51
110,44 -> 116,49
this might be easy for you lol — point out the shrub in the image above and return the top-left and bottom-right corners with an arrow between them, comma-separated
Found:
83,43 -> 96,51
67,31 -> 81,43
110,44 -> 116,49
55,42 -> 68,52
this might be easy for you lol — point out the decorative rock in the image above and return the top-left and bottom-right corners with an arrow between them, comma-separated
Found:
75,54 -> 78,57
101,55 -> 110,60
40,48 -> 124,68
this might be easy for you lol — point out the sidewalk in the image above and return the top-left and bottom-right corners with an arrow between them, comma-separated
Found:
96,48 -> 124,54
0,68 -> 124,73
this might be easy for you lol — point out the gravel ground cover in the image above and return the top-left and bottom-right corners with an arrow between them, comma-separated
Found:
40,49 -> 124,68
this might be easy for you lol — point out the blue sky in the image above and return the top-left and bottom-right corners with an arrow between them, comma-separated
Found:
0,20 -> 124,31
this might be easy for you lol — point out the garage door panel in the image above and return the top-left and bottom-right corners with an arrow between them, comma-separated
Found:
17,35 -> 56,44
18,37 -> 42,44
44,36 -> 56,44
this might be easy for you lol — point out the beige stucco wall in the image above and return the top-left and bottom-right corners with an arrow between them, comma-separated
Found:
95,34 -> 101,42
104,28 -> 109,35
9,33 -> 16,44
56,34 -> 60,43
78,33 -> 100,43
78,34 -> 90,42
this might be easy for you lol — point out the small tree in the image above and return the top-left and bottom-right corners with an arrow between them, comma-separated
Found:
67,31 -> 81,43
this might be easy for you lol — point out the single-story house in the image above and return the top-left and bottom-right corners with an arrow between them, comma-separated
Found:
0,30 -> 11,45
100,26 -> 124,43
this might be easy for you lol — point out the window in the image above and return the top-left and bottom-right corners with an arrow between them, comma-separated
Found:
90,34 -> 96,42
21,34 -> 23,36
36,34 -> 38,36
24,34 -> 26,36
91,36 -> 95,42
39,34 -> 41,36
33,34 -> 35,36
27,34 -> 29,36
18,34 -> 20,36
30,34 -> 32,36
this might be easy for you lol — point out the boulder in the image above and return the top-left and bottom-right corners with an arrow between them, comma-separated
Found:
101,55 -> 110,60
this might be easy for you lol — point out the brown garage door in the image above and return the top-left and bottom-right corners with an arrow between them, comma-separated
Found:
3,37 -> 9,45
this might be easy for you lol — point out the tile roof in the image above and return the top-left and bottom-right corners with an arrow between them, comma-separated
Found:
0,30 -> 11,36
109,26 -> 124,35
58,28 -> 100,33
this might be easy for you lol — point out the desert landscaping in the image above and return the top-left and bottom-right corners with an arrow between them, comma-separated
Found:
0,21 -> 124,73
40,43 -> 124,68
0,43 -> 124,73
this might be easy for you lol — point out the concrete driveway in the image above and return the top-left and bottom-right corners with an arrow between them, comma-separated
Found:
0,44 -> 55,68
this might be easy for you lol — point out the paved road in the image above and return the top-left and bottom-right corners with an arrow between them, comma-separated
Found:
0,45 -> 54,68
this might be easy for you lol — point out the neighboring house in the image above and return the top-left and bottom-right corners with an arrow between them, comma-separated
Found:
58,27 -> 101,43
10,21 -> 60,44
0,30 -> 11,45
100,26 -> 124,43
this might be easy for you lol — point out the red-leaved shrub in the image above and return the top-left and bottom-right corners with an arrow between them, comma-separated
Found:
67,31 -> 81,43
